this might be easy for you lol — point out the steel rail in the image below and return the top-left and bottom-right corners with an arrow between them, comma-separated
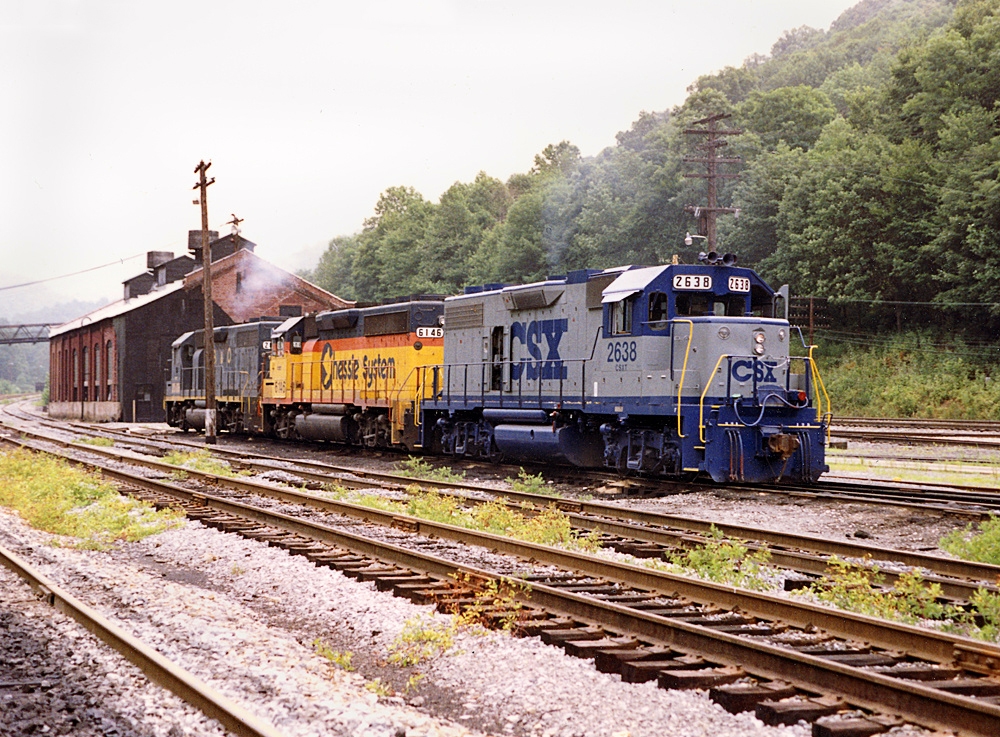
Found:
831,428 -> 1000,449
834,417 -> 1000,432
64,460 -> 1000,735
9,433 -> 999,668
5,424 -> 998,594
0,543 -> 286,737
7,435 -> 1000,733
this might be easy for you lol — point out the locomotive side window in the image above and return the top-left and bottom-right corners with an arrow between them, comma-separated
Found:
648,292 -> 668,329
610,297 -> 633,335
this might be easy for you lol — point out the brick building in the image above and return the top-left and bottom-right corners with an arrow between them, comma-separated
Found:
49,231 -> 350,422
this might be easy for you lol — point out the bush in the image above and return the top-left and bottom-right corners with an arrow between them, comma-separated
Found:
819,332 -> 1000,419
940,516 -> 1000,565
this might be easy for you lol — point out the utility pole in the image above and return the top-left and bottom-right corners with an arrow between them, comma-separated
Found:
193,160 -> 217,444
683,113 -> 742,251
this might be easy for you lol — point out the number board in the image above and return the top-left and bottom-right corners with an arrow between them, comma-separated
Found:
728,276 -> 751,293
672,274 -> 712,291
416,327 -> 444,339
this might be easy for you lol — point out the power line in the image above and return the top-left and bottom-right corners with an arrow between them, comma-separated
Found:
840,299 -> 1000,307
0,253 -> 146,292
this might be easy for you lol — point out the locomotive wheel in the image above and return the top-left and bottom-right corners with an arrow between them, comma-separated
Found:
484,439 -> 504,464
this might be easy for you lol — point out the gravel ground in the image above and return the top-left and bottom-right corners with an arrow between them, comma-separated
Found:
0,416 -> 966,736
0,508 -> 819,737
619,488 -> 969,553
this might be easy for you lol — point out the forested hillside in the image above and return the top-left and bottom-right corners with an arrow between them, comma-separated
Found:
305,0 -> 1000,348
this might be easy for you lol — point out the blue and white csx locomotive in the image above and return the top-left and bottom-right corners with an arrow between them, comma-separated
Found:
417,258 -> 830,483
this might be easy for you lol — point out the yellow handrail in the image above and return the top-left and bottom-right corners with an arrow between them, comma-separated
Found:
673,320 -> 694,438
808,345 -> 831,423
699,354 -> 730,443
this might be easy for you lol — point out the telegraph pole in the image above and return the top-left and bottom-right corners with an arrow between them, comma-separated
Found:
683,113 -> 742,251
193,160 -> 217,444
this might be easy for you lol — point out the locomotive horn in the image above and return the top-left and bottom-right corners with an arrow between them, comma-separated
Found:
722,253 -> 737,266
706,251 -> 720,264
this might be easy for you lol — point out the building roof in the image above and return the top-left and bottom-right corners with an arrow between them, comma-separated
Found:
50,281 -> 185,337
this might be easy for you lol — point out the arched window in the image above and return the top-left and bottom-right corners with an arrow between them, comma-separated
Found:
106,340 -> 114,400
72,349 -> 78,401
82,347 -> 89,401
94,343 -> 101,400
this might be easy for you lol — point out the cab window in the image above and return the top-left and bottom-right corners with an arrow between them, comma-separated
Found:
610,298 -> 633,335
648,292 -> 668,329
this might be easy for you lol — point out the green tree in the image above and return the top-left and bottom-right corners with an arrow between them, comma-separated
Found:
738,86 -> 837,151
305,234 -> 361,301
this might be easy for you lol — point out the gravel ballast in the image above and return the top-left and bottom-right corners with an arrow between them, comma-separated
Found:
0,508 -> 816,737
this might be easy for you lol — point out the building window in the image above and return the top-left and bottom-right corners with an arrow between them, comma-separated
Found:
235,272 -> 242,293
106,340 -> 114,400
82,347 -> 89,401
94,344 -> 101,398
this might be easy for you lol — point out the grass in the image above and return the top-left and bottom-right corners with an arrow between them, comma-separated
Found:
643,526 -> 775,591
313,639 -> 354,671
326,485 -> 600,552
507,468 -> 557,496
940,516 -> 1000,565
387,614 -> 457,666
395,456 -> 466,483
451,573 -> 529,633
0,448 -> 184,550
72,436 -> 115,447
794,556 -> 1000,643
161,449 -> 248,478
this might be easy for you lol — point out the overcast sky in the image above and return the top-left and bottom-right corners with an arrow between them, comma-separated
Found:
1,0 -> 858,317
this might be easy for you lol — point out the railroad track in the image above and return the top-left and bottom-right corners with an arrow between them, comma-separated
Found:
5,428 -> 1000,734
11,399 -> 1000,509
0,543 -> 285,737
836,417 -> 1000,433
4,410 -> 999,600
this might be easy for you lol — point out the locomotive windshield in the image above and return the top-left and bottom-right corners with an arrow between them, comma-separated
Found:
674,292 -> 747,317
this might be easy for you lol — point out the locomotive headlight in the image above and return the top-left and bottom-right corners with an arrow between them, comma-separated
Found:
778,328 -> 786,342
753,343 -> 766,355
753,332 -> 765,344
753,331 -> 766,355
718,327 -> 730,340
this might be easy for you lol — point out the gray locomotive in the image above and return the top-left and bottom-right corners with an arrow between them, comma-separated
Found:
418,257 -> 829,483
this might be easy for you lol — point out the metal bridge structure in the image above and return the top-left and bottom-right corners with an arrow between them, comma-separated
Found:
0,324 -> 58,346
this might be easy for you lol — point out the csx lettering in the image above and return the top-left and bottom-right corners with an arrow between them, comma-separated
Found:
731,359 -> 778,383
511,318 -> 568,381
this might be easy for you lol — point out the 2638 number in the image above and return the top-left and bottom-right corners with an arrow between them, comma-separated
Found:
607,340 -> 637,363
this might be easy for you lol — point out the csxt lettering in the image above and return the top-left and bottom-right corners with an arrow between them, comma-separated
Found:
511,318 -> 568,381
731,359 -> 778,383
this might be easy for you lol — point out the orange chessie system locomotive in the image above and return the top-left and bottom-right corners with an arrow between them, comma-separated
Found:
165,297 -> 445,449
